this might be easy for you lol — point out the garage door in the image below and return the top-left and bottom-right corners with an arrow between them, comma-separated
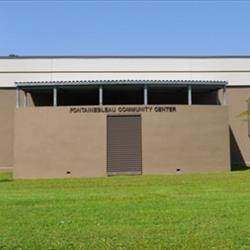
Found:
107,115 -> 142,176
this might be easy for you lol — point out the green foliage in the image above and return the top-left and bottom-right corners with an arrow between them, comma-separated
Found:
1,171 -> 250,249
239,98 -> 250,118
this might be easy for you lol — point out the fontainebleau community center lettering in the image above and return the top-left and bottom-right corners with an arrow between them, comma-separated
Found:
70,106 -> 177,114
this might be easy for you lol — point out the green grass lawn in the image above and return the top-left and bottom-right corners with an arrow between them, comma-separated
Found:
1,171 -> 250,250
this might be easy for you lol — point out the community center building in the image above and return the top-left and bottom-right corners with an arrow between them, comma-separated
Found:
0,56 -> 249,178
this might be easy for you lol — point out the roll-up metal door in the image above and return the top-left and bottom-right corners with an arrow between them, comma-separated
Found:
107,115 -> 142,176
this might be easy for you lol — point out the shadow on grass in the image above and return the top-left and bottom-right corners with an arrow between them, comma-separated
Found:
0,172 -> 13,182
231,166 -> 250,172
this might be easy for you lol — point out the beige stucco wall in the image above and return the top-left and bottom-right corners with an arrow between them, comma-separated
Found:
0,89 -> 15,171
143,106 -> 230,174
14,105 -> 230,178
14,108 -> 106,178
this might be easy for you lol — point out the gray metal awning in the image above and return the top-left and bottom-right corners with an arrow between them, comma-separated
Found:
15,79 -> 228,88
15,79 -> 228,108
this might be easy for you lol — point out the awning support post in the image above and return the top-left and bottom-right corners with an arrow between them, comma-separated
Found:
16,87 -> 20,109
144,85 -> 148,105
188,85 -> 192,105
53,87 -> 57,107
223,86 -> 227,105
99,85 -> 103,106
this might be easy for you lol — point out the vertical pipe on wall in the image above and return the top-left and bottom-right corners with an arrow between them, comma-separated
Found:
188,85 -> 192,105
99,85 -> 103,106
144,85 -> 148,105
53,87 -> 57,107
16,87 -> 20,109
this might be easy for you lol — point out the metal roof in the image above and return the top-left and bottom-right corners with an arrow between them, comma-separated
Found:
15,80 -> 227,87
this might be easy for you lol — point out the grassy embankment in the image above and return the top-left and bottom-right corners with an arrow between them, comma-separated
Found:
1,171 -> 250,249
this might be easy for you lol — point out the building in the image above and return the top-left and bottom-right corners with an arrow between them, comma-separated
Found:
0,56 -> 249,178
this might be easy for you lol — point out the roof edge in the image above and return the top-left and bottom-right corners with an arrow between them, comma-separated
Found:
15,79 -> 228,87
2,55 -> 250,59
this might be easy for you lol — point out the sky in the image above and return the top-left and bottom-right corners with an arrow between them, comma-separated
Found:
0,0 -> 250,56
